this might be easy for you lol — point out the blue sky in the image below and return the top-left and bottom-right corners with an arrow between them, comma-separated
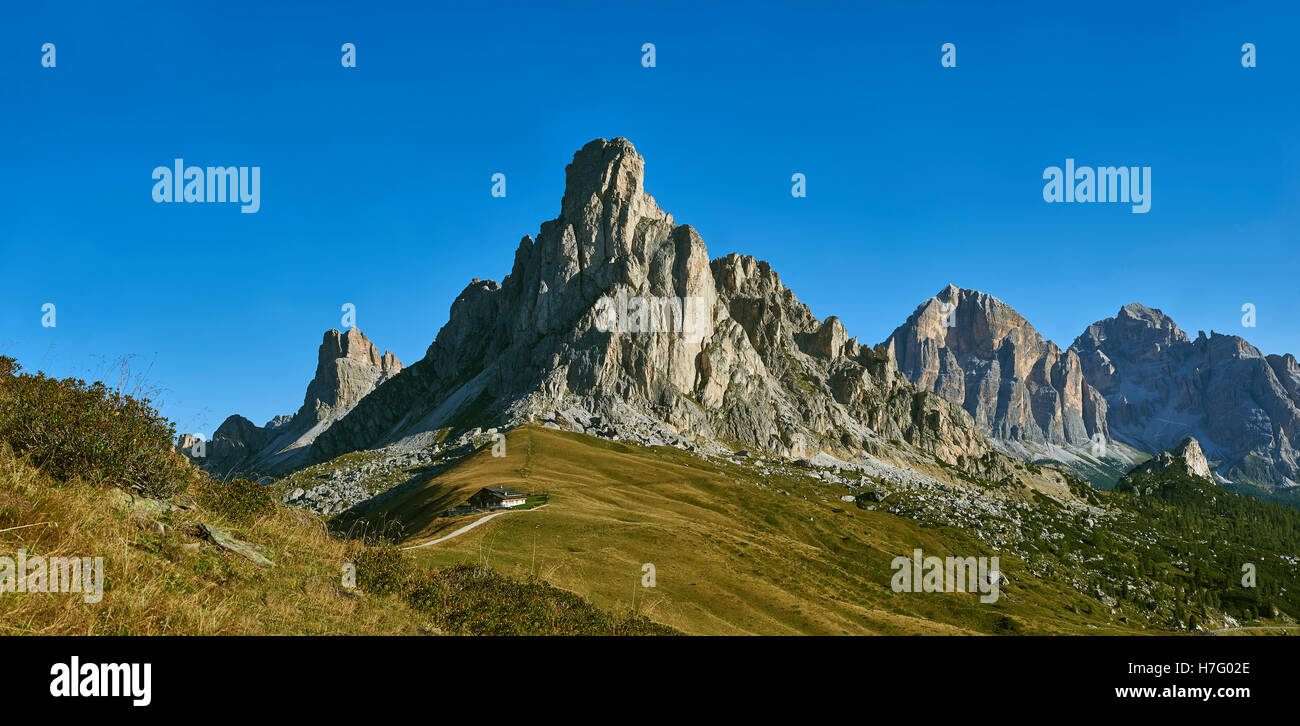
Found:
1,0 -> 1296,438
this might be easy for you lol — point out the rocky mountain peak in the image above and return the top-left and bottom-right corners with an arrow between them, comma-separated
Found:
884,286 -> 1108,450
1268,353 -> 1300,401
1118,302 -> 1169,323
192,327 -> 403,477
306,138 -> 1001,475
188,138 -> 1300,505
1172,437 -> 1213,480
561,138 -> 653,217
1079,303 -> 1189,356
214,414 -> 266,445
1072,306 -> 1300,491
926,285 -> 1042,359
320,327 -> 398,369
303,328 -> 402,416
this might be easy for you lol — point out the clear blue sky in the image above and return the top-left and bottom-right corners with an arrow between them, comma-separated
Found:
1,0 -> 1296,438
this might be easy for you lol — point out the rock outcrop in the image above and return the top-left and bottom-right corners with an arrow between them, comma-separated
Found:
297,327 -> 403,434
308,138 -> 1002,476
1126,437 -> 1214,483
1071,304 -> 1300,490
884,285 -> 1109,447
194,328 -> 401,477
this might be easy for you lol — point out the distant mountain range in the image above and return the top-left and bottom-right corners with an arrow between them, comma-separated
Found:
886,288 -> 1300,497
883,285 -> 1143,486
190,138 -> 1300,504
1073,302 -> 1300,494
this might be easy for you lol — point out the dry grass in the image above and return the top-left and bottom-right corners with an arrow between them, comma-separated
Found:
0,447 -> 434,635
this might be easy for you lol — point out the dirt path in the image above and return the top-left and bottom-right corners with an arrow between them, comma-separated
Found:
401,504 -> 548,551
1207,625 -> 1300,635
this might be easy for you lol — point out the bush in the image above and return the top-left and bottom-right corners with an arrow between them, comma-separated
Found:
993,615 -> 1025,634
197,477 -> 277,523
351,542 -> 413,596
407,563 -> 678,636
347,544 -> 677,635
0,356 -> 197,499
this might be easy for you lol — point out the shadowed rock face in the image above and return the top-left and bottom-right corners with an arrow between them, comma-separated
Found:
1071,304 -> 1300,489
884,285 -> 1109,447
195,328 -> 401,477
308,138 -> 999,474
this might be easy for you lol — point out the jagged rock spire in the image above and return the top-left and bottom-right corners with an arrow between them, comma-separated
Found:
308,139 -> 998,473
192,327 -> 402,477
301,327 -> 402,417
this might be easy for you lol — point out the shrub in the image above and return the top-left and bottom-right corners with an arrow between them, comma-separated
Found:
346,544 -> 678,635
197,477 -> 277,523
993,615 -> 1025,634
0,356 -> 197,499
407,563 -> 678,636
350,542 -> 413,596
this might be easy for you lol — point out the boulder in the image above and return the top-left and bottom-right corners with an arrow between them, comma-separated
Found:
200,524 -> 274,568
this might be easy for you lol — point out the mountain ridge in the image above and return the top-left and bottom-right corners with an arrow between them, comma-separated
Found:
299,137 -> 1006,483
191,137 -> 1299,505
1072,303 -> 1300,493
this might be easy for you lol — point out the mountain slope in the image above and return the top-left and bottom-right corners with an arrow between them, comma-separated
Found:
334,424 -> 1299,634
0,446 -> 428,635
1110,440 -> 1300,626
349,425 -> 1139,635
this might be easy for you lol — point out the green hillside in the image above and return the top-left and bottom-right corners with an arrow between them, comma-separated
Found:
1112,462 -> 1300,628
346,424 -> 1227,635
